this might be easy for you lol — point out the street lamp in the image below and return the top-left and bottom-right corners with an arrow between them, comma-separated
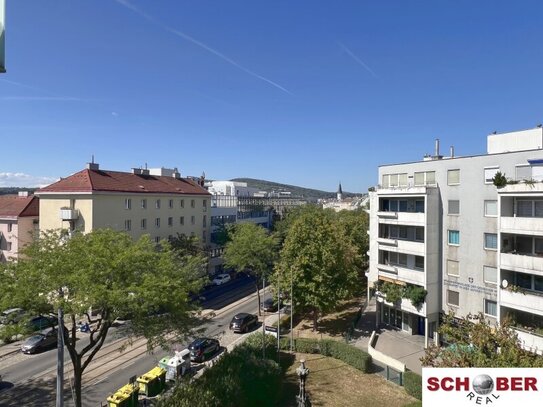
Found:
296,359 -> 310,407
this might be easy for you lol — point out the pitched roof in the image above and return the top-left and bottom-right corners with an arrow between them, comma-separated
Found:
37,169 -> 211,196
0,195 -> 39,218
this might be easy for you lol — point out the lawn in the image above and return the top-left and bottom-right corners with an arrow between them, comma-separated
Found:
278,352 -> 418,407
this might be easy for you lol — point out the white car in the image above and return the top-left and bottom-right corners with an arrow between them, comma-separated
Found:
212,273 -> 231,286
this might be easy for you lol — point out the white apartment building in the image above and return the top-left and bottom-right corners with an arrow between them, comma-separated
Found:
206,180 -> 258,197
367,127 -> 543,352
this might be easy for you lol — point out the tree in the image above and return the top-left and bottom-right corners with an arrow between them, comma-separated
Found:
421,312 -> 543,368
336,208 -> 370,276
275,209 -> 360,331
272,204 -> 320,246
0,229 -> 206,407
223,223 -> 278,316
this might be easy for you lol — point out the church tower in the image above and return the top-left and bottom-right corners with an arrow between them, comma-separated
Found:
337,182 -> 343,201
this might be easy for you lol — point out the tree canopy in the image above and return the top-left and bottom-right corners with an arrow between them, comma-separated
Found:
0,229 -> 207,407
421,312 -> 543,368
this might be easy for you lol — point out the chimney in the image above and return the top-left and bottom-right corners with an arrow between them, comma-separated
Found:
87,155 -> 99,170
172,167 -> 181,179
435,139 -> 440,157
450,146 -> 455,158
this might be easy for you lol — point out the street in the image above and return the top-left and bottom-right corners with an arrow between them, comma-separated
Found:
0,276 -> 272,406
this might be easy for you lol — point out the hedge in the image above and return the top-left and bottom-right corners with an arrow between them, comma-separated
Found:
280,337 -> 372,373
403,371 -> 422,400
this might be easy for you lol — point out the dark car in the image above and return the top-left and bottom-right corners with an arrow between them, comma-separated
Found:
188,338 -> 220,363
27,315 -> 58,331
21,327 -> 66,354
229,313 -> 258,333
261,298 -> 281,312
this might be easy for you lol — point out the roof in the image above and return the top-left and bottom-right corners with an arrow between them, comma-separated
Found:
0,195 -> 39,218
37,169 -> 211,196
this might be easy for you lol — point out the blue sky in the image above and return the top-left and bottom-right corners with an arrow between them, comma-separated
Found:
2,1 -> 543,192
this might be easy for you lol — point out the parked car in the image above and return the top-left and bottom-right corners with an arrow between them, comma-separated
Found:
211,273 -> 231,286
261,298 -> 281,312
188,338 -> 220,363
0,308 -> 25,325
27,315 -> 58,331
229,313 -> 258,333
21,327 -> 66,354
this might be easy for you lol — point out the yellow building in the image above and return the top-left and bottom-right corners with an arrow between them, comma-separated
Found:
36,163 -> 211,245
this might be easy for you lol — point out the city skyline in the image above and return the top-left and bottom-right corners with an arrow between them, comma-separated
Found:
3,1 -> 543,191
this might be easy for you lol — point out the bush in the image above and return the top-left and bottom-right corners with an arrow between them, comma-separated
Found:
0,322 -> 29,343
404,371 -> 422,400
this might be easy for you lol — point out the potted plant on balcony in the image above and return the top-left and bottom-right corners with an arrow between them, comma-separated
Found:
379,281 -> 403,304
404,284 -> 428,308
492,172 -> 507,188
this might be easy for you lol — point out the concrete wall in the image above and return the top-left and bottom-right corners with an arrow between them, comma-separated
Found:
39,195 -> 94,233
487,128 -> 543,154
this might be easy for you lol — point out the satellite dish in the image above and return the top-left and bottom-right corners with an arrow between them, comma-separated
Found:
502,279 -> 509,288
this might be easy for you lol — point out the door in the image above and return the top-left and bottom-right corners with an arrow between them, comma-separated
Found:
402,312 -> 409,332
418,317 -> 425,335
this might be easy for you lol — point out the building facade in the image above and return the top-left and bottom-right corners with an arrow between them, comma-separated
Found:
36,163 -> 211,246
367,127 -> 543,351
0,192 -> 39,261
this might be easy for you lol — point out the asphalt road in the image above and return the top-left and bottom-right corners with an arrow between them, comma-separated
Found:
0,275 -> 272,406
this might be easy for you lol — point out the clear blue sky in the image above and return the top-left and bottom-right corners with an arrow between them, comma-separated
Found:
2,1 -> 543,192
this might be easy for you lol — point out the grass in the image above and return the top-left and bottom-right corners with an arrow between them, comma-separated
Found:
278,352 -> 418,407
293,298 -> 364,340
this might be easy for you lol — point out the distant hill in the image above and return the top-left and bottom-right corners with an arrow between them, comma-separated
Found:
230,178 -> 357,200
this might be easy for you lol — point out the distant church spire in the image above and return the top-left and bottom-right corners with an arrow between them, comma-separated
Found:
337,182 -> 343,201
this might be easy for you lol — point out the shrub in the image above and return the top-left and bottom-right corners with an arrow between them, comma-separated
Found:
492,171 -> 507,188
0,322 -> 29,343
404,285 -> 427,308
404,371 -> 422,400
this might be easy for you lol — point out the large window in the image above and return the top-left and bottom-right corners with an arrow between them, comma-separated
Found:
484,167 -> 499,184
382,173 -> 408,188
447,290 -> 459,306
484,200 -> 497,217
447,169 -> 460,186
448,230 -> 460,245
448,200 -> 460,215
483,266 -> 497,284
484,233 -> 498,250
516,200 -> 543,218
414,171 -> 436,186
415,256 -> 424,270
484,299 -> 497,317
447,260 -> 459,277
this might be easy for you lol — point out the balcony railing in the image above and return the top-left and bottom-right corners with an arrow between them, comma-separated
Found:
378,264 -> 425,286
500,252 -> 543,274
501,217 -> 543,235
500,288 -> 543,315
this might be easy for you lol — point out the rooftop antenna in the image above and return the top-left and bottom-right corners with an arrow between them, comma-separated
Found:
91,154 -> 95,164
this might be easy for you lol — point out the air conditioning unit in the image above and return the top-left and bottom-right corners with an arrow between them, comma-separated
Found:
60,208 -> 79,221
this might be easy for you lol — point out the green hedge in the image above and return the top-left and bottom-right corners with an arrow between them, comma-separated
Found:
404,371 -> 422,400
280,337 -> 372,373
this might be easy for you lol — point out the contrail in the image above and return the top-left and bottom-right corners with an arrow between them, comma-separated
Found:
338,42 -> 378,78
114,0 -> 292,95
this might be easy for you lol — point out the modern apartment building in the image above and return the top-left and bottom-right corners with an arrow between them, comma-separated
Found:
367,127 -> 543,352
36,162 -> 211,246
0,192 -> 39,261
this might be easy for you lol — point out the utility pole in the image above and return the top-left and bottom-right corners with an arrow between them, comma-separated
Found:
56,288 -> 64,407
277,271 -> 281,352
262,275 -> 265,359
290,269 -> 294,352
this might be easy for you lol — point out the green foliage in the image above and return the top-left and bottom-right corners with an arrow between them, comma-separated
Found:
379,282 -> 403,304
280,337 -> 372,373
404,285 -> 428,308
275,208 -> 361,330
272,204 -> 322,245
403,371 -> 422,400
0,322 -> 29,343
378,282 -> 427,308
336,208 -> 370,276
160,334 -> 282,407
168,233 -> 204,256
492,171 -> 507,188
421,312 -> 543,368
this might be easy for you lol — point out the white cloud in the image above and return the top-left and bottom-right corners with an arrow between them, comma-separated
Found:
111,111 -> 119,116
0,172 -> 58,188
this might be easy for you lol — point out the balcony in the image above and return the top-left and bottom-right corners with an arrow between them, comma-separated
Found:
378,264 -> 425,286
60,208 -> 78,221
378,295 -> 426,316
500,252 -> 543,274
500,288 -> 543,316
514,328 -> 543,355
397,239 -> 425,255
377,237 -> 397,246
501,217 -> 543,236
378,212 -> 425,226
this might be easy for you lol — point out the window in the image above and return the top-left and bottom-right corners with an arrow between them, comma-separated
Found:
191,199 -> 195,208
203,200 -> 207,212
141,199 -> 147,209
202,230 -> 207,243
447,290 -> 459,306
6,241 -> 12,251
484,299 -> 497,317
414,171 -> 436,186
447,169 -> 460,185
415,227 -> 424,242
141,219 -> 147,229
415,256 -> 424,270
516,165 -> 531,181
180,199 -> 185,208
517,200 -> 532,217
483,266 -> 497,284
517,272 -> 532,289
484,233 -> 497,250
155,218 -> 160,228
7,223 -> 12,233
415,200 -> 424,213
203,215 -> 207,228
382,173 -> 408,188
398,253 -> 407,266
168,217 -> 173,227
448,200 -> 460,215
399,200 -> 408,212
447,260 -> 459,277
169,199 -> 173,209
156,199 -> 161,209
124,219 -> 131,231
191,215 -> 195,225
484,200 -> 497,217
180,216 -> 184,225
124,198 -> 132,210
484,167 -> 499,184
155,236 -> 161,243
448,230 -> 460,245
399,226 -> 408,239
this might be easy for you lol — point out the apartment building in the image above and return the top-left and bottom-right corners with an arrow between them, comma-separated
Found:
36,163 -> 211,246
0,192 -> 39,261
367,127 -> 543,351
